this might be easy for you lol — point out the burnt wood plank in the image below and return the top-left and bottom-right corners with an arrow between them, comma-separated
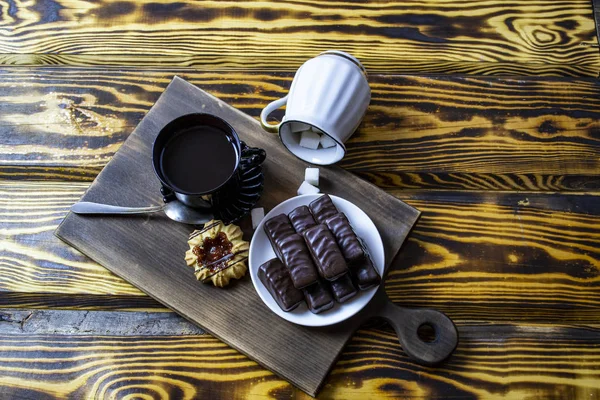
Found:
0,293 -> 163,312
593,0 -> 600,52
1,0 -> 598,75
0,323 -> 597,399
0,309 -> 203,335
1,68 -> 599,191
2,57 -> 598,76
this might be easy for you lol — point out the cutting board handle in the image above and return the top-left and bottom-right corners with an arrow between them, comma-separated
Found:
371,290 -> 458,366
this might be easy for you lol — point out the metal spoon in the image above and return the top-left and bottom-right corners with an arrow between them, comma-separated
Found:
70,201 -> 213,225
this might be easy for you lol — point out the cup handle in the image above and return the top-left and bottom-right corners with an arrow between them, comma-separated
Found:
240,142 -> 267,169
260,95 -> 288,132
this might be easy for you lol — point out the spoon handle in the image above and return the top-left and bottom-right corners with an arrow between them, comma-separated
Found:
71,202 -> 165,215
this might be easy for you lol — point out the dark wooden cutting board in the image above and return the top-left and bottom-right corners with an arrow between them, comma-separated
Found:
55,77 -> 420,397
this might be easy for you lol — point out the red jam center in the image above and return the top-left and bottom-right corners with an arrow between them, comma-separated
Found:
193,232 -> 233,273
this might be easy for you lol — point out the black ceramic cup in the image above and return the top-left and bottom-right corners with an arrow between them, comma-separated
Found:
152,113 -> 266,210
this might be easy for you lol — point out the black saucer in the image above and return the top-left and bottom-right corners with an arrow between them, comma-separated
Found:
212,163 -> 264,224
160,161 -> 264,225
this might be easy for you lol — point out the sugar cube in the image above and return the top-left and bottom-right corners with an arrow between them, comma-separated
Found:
251,207 -> 265,229
320,134 -> 336,148
290,122 -> 310,133
311,126 -> 323,133
297,181 -> 320,196
305,168 -> 319,187
299,130 -> 321,150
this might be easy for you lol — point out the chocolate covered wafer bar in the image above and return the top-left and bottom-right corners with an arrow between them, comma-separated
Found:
303,224 -> 348,281
352,255 -> 381,290
288,205 -> 317,233
258,258 -> 304,312
263,214 -> 296,260
279,233 -> 319,289
326,213 -> 364,263
329,274 -> 357,303
303,280 -> 334,314
308,194 -> 338,224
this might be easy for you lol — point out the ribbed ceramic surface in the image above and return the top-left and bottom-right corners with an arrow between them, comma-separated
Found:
286,53 -> 371,143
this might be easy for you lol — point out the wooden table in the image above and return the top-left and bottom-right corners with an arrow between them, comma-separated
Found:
1,1 -> 599,399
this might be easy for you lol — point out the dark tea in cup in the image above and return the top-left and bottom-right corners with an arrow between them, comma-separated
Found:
159,125 -> 238,194
153,113 -> 265,209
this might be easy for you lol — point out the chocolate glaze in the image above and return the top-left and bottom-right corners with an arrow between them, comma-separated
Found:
303,281 -> 334,314
278,233 -> 319,289
258,258 -> 304,312
308,195 -> 339,224
263,214 -> 296,260
351,255 -> 381,290
303,224 -> 348,281
288,205 -> 317,234
325,213 -> 364,263
329,274 -> 358,303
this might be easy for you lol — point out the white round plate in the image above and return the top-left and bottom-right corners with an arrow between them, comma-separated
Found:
249,194 -> 384,327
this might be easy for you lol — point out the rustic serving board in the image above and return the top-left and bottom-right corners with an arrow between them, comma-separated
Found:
55,77 -> 420,397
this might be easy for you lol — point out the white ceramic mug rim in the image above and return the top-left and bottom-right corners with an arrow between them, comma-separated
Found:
279,119 -> 346,164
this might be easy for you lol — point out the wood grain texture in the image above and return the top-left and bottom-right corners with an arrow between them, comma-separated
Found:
0,181 -> 146,300
389,190 -> 600,325
2,68 -> 599,191
2,180 -> 599,326
55,77 -> 421,396
0,309 -> 204,335
1,56 -> 598,77
0,322 -> 597,399
1,0 -> 598,396
594,0 -> 600,49
1,0 -> 598,75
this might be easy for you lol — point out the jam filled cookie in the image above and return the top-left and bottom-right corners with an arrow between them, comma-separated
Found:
185,220 -> 249,287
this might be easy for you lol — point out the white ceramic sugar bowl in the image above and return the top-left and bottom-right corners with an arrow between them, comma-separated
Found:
260,51 -> 371,165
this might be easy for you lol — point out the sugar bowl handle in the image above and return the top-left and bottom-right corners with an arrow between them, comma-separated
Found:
373,290 -> 458,366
